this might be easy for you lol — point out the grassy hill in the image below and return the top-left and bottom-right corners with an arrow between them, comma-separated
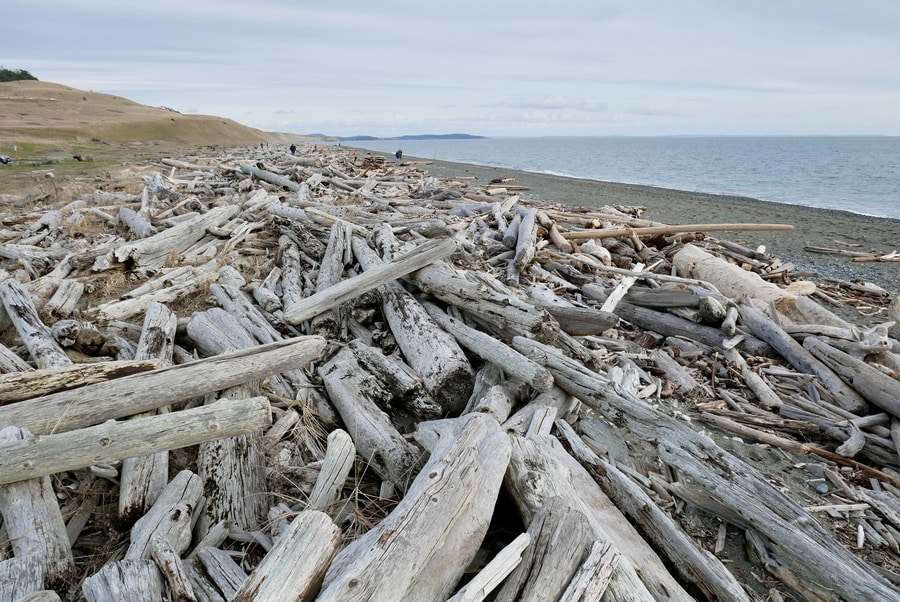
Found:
0,80 -> 312,195
0,80 -> 303,156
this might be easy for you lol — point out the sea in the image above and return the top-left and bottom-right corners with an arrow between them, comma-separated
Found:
342,136 -> 900,220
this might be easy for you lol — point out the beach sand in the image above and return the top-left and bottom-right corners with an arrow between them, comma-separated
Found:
410,156 -> 900,297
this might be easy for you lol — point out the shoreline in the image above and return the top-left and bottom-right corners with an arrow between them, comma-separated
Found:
383,151 -> 900,297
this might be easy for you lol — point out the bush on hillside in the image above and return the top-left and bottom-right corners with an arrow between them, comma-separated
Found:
0,67 -> 38,82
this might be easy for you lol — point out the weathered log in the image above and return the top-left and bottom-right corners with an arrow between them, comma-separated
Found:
0,427 -> 74,587
503,433 -> 688,600
240,162 -> 303,191
538,303 -> 618,336
0,396 -> 272,486
118,205 -> 158,238
0,336 -> 325,435
150,536 -> 196,602
318,413 -> 510,601
318,345 -> 425,488
804,336 -> 900,417
422,301 -> 553,393
0,359 -> 160,404
739,303 -> 868,412
307,429 -> 356,512
353,238 -> 475,413
283,236 -> 458,325
0,280 -> 71,368
39,278 -> 84,320
583,285 -> 772,357
566,222 -> 795,240
349,340 -> 442,420
310,221 -> 351,338
113,205 -> 239,269
232,510 -> 341,601
513,336 -> 900,602
82,560 -> 165,601
0,342 -> 31,373
125,470 -> 203,560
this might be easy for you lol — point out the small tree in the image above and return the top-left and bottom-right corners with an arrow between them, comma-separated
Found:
0,67 -> 39,83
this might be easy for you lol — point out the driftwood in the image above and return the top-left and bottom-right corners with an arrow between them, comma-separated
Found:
1,143 -> 899,600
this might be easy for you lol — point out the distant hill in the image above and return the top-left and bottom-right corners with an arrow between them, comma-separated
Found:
340,133 -> 486,141
0,80 -> 302,152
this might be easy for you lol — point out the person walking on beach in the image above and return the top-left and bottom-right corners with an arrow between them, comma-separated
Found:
289,143 -> 297,156
395,149 -> 403,162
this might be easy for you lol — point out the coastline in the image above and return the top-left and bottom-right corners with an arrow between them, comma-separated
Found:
398,152 -> 900,297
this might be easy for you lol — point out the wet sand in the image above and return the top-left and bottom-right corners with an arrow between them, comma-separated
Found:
411,156 -> 900,297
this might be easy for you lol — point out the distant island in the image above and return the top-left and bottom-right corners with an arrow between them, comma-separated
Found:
338,133 -> 487,141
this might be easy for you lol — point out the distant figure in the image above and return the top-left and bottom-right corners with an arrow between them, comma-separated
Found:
289,143 -> 297,156
395,149 -> 403,162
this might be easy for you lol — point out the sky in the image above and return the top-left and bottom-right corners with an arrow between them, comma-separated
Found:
4,1 -> 900,138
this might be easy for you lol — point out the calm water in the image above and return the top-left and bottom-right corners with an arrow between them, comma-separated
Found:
345,136 -> 900,219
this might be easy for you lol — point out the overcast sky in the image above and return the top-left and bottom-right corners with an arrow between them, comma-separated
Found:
5,1 -> 900,138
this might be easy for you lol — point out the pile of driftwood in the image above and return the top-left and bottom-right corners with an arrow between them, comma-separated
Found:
1,143 -> 900,601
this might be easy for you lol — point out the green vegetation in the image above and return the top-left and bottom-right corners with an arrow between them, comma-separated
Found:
0,67 -> 38,82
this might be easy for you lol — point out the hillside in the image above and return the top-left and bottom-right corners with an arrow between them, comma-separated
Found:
0,80 -> 301,154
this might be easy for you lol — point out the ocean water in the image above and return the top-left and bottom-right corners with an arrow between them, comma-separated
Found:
344,136 -> 900,219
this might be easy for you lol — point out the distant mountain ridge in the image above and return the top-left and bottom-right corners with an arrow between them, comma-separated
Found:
339,133 -> 486,141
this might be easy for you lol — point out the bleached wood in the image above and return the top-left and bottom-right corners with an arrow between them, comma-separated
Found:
39,278 -> 84,320
0,342 -> 31,373
0,556 -> 43,601
0,336 -> 325,436
350,340 -> 442,420
318,346 -> 425,488
118,205 -> 158,238
0,280 -> 71,368
739,303 -> 867,412
284,236 -> 458,325
125,470 -> 202,560
0,359 -> 160,404
0,427 -> 74,587
353,238 -> 475,412
240,162 -> 303,191
448,533 -> 531,602
113,205 -> 239,269
0,396 -> 272,486
307,429 -> 356,512
82,559 -> 165,601
232,510 -> 341,601
150,536 -> 196,602
513,336 -> 900,602
318,414 -> 510,602
423,301 -> 553,394
502,435 -> 675,600
311,221 -> 351,337
557,540 -> 619,602
600,262 -> 645,313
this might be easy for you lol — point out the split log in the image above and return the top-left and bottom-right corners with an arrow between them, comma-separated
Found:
503,432 -> 689,600
317,413 -> 510,601
448,533 -> 530,602
232,510 -> 341,601
0,336 -> 325,435
0,396 -> 272,486
318,345 -> 425,489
